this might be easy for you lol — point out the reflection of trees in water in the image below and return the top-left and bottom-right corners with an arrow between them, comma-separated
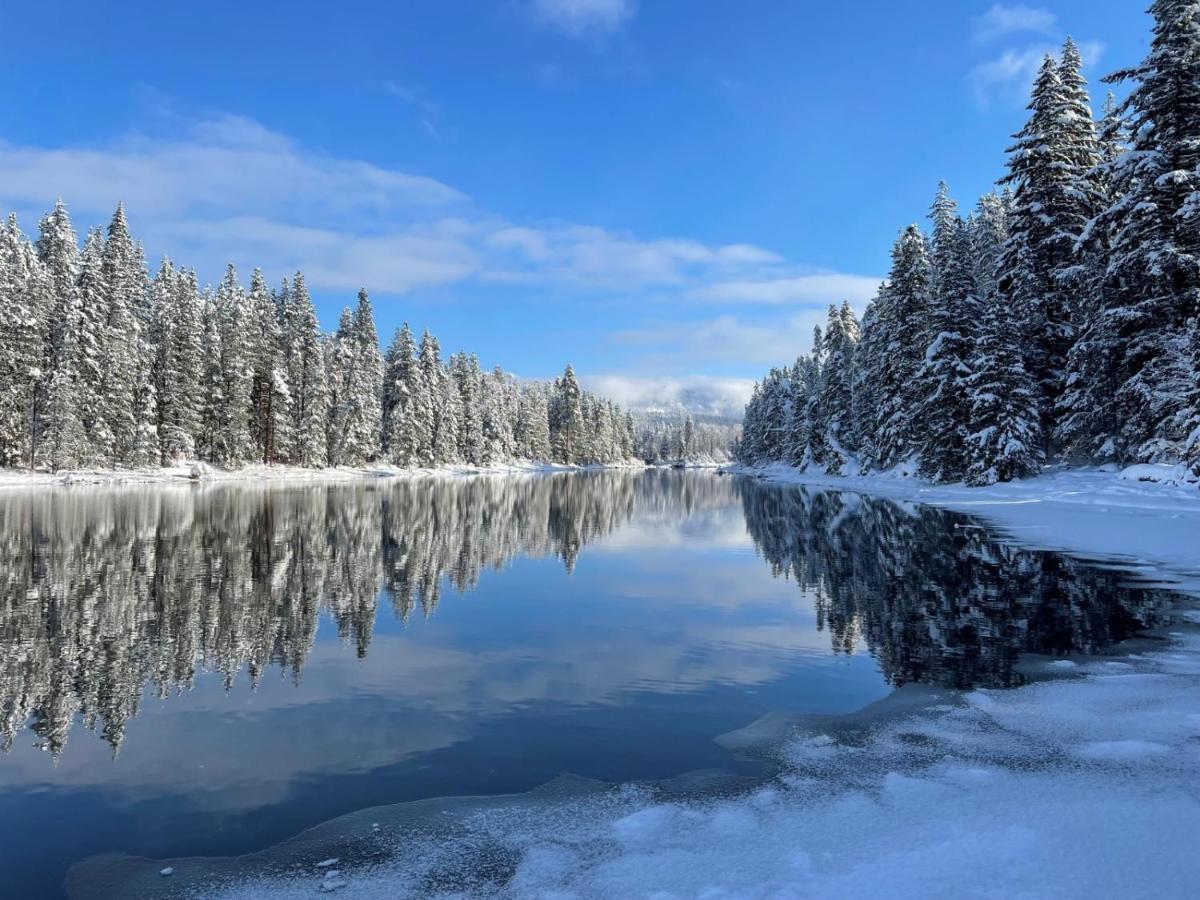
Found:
737,482 -> 1171,690
0,472 -> 1173,761
3,472 -> 712,759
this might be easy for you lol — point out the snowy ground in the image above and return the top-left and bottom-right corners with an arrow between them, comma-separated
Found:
0,460 -> 645,491
62,462 -> 1200,900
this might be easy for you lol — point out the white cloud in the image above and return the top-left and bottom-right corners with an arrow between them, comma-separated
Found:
618,312 -> 838,368
0,114 -> 464,223
972,4 -> 1056,43
968,40 -> 1105,109
0,116 -> 800,297
529,0 -> 637,38
581,374 -> 755,419
694,273 -> 880,306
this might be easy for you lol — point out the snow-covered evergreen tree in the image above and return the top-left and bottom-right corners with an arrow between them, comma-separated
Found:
1078,0 -> 1200,463
451,352 -> 485,465
34,200 -> 84,469
210,265 -> 253,465
419,331 -> 459,465
282,273 -> 328,467
550,364 -> 585,464
917,185 -> 976,481
869,225 -> 931,471
247,269 -> 291,463
98,204 -> 149,465
481,367 -> 515,464
347,289 -> 383,464
515,383 -> 552,460
383,323 -> 431,467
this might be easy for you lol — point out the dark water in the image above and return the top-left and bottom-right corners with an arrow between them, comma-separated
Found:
0,470 -> 1177,899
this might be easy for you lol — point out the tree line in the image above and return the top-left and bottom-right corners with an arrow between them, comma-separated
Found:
632,412 -> 738,464
740,7 -> 1200,485
0,204 -> 636,472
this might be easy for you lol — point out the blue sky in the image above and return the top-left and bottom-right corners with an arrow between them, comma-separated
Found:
0,1 -> 1151,414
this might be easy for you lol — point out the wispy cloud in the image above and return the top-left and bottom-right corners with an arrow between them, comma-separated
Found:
529,0 -> 637,39
381,82 -> 451,142
972,4 -> 1057,43
618,311 -> 848,368
968,40 -> 1105,110
0,114 -> 862,304
693,273 -> 880,306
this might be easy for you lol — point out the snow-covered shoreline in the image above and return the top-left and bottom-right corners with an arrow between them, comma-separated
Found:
0,459 -> 649,491
726,462 -> 1200,592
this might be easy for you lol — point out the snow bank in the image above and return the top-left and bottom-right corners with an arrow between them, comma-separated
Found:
66,617 -> 1200,900
0,460 -> 646,491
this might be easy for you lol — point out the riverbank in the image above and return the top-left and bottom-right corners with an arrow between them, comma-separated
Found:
0,459 -> 648,491
727,463 -> 1200,592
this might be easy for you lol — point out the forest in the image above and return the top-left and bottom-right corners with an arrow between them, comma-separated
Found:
0,205 -> 640,472
739,9 -> 1200,485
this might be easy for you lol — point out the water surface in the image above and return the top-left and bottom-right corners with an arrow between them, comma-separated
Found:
0,471 -> 1177,898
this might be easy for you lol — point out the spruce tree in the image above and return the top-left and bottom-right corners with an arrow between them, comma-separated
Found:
384,323 -> 430,467
869,225 -> 932,471
917,185 -> 976,481
1083,0 -> 1200,463
74,228 -> 109,460
212,265 -> 253,465
247,269 -> 291,462
35,200 -> 85,469
551,364 -> 585,464
284,274 -> 328,467
347,289 -> 383,464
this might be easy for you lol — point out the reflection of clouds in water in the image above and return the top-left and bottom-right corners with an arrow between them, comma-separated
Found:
0,469 -> 1176,790
0,580 -> 844,810
590,505 -> 751,553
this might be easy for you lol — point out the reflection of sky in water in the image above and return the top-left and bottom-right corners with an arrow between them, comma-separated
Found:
0,473 -> 888,899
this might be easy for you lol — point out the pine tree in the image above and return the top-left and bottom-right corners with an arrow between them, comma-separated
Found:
481,367 -> 515,464
551,364 -> 585,464
515,383 -> 552,460
154,267 -> 204,462
211,265 -> 253,465
1000,45 -> 1102,452
811,302 -> 861,474
74,228 -> 109,460
347,289 -> 383,464
98,204 -> 148,465
1081,0 -> 1200,463
326,307 -> 356,466
869,225 -> 932,471
917,185 -> 976,481
34,200 -> 85,470
966,290 -> 1045,485
450,352 -> 484,465
247,269 -> 290,463
0,216 -> 52,467
383,323 -> 430,467
283,273 -> 328,467
197,291 -> 224,463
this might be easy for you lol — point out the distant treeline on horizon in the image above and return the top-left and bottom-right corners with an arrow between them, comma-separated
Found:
0,201 -> 656,471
